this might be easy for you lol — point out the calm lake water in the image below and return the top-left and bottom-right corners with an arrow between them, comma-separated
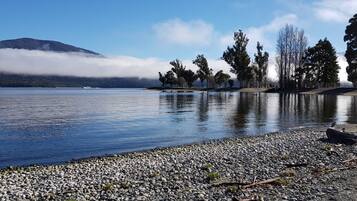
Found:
0,88 -> 356,168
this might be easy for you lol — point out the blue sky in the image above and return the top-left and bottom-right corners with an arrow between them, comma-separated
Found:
1,0 -> 355,57
0,0 -> 356,79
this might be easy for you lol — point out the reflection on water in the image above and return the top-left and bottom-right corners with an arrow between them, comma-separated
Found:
0,88 -> 356,168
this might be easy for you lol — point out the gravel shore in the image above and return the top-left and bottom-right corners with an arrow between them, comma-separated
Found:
1,126 -> 356,201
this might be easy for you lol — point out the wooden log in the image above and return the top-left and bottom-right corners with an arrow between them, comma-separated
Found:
326,128 -> 357,144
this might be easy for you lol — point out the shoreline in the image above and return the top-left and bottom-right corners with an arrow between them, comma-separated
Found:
0,126 -> 356,200
147,87 -> 357,96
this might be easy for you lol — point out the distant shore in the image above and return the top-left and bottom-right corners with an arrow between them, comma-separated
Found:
147,87 -> 357,96
1,125 -> 356,200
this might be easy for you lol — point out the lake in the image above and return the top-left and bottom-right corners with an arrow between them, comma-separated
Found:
0,88 -> 356,168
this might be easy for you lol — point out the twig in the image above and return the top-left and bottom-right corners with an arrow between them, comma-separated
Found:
242,177 -> 281,189
285,163 -> 308,168
212,181 -> 250,187
343,158 -> 357,163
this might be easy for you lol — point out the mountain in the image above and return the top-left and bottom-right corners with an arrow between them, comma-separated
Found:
0,38 -> 102,56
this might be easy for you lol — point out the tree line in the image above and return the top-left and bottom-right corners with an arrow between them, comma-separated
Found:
158,30 -> 270,89
159,13 -> 357,90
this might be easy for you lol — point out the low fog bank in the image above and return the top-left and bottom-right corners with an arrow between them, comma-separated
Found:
0,49 -> 232,79
0,48 -> 349,83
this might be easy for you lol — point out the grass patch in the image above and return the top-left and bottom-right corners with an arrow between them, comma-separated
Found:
102,183 -> 114,191
280,168 -> 297,177
226,186 -> 238,193
201,163 -> 214,171
207,172 -> 220,181
120,181 -> 132,189
281,154 -> 289,160
272,178 -> 290,186
149,171 -> 160,178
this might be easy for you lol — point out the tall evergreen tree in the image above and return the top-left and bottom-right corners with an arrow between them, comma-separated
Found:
302,38 -> 340,88
344,13 -> 357,87
318,39 -> 340,87
193,54 -> 212,87
222,30 -> 251,88
253,42 -> 269,88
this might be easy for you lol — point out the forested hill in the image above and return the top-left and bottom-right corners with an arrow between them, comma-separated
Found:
0,38 -> 102,56
0,73 -> 160,88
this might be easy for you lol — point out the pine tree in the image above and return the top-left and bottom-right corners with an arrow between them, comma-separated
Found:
302,38 -> 340,88
344,13 -> 357,87
253,42 -> 269,88
222,30 -> 251,88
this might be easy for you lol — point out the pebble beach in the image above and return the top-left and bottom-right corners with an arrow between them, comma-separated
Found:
0,126 -> 356,201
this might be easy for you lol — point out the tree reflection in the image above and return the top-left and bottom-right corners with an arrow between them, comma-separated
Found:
230,93 -> 254,132
197,92 -> 209,123
347,96 -> 357,124
159,93 -> 195,123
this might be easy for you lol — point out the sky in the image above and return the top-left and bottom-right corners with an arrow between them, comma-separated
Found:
0,0 -> 356,80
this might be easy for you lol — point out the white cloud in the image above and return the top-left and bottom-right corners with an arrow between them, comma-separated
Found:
153,18 -> 214,46
337,54 -> 348,82
314,0 -> 357,23
219,14 -> 298,54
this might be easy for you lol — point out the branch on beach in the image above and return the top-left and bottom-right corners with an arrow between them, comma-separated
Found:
212,177 -> 284,189
342,158 -> 357,164
284,163 -> 309,168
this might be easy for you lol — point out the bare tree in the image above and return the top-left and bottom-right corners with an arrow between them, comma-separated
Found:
276,24 -> 307,91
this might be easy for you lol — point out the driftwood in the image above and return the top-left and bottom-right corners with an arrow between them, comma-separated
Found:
285,163 -> 308,168
212,177 -> 282,189
343,158 -> 357,163
326,128 -> 357,144
241,177 -> 281,189
212,181 -> 250,187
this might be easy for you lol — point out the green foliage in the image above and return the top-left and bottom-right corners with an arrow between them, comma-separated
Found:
214,70 -> 231,87
170,59 -> 186,79
226,186 -> 238,193
280,168 -> 297,177
228,79 -> 234,88
164,71 -> 176,87
254,42 -> 269,87
102,183 -> 114,191
201,163 -> 214,171
273,178 -> 290,186
344,13 -> 357,87
158,72 -> 166,87
193,54 -> 212,87
222,30 -> 252,88
207,172 -> 220,181
302,38 -> 340,88
183,69 -> 198,87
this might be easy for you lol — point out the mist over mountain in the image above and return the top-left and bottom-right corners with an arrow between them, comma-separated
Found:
0,38 -> 102,56
0,38 -> 164,87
